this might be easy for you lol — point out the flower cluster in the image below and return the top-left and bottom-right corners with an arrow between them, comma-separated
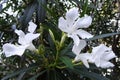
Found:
73,43 -> 116,68
58,7 -> 116,68
2,22 -> 40,57
1,7 -> 116,69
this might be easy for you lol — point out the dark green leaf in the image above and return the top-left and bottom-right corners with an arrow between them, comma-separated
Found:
60,56 -> 73,69
36,0 -> 46,23
28,70 -> 47,80
86,32 -> 120,41
1,65 -> 37,80
71,68 -> 109,80
20,1 -> 37,27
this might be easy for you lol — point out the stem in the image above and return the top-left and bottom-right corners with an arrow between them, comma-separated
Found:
56,62 -> 82,69
54,49 -> 59,66
54,33 -> 67,66
41,54 -> 48,67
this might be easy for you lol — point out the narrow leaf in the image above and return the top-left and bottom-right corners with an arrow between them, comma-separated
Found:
86,32 -> 120,41
1,65 -> 37,80
28,70 -> 47,80
20,1 -> 37,27
71,68 -> 109,80
36,0 -> 46,23
60,56 -> 73,69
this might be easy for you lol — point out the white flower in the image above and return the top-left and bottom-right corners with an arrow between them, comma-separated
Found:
72,43 -> 116,68
72,40 -> 91,68
2,21 -> 40,57
2,43 -> 28,57
90,44 -> 116,68
58,7 -> 93,45
15,21 -> 40,51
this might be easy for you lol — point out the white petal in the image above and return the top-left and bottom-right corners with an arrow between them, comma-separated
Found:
74,53 -> 91,68
18,36 -> 26,45
68,34 -> 80,46
18,33 -> 40,45
58,17 -> 68,32
2,43 -> 27,57
92,44 -> 110,67
76,29 -> 93,39
28,21 -> 37,33
94,56 -> 101,67
103,51 -> 116,61
15,29 -> 25,37
66,7 -> 79,27
99,61 -> 114,68
74,15 -> 92,28
16,45 -> 28,56
92,44 -> 109,55
82,59 -> 90,68
25,33 -> 40,43
26,43 -> 36,51
72,40 -> 86,55
2,43 -> 17,57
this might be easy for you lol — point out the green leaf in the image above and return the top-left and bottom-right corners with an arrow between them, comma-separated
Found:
1,65 -> 37,80
60,56 -> 73,69
71,67 -> 109,80
20,1 -> 37,27
28,70 -> 47,80
86,32 -> 120,41
47,69 -> 68,80
81,0 -> 88,16
36,0 -> 46,23
17,72 -> 26,80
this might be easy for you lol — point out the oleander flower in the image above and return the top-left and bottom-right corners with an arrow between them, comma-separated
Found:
72,43 -> 116,68
58,7 -> 93,45
2,21 -> 40,57
15,21 -> 40,51
90,44 -> 116,68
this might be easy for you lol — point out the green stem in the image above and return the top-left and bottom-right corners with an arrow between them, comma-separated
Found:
41,54 -> 48,67
54,33 -> 67,66
56,62 -> 82,69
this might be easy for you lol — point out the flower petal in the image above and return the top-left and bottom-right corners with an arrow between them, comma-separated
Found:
27,43 -> 36,51
18,33 -> 40,45
28,21 -> 37,33
2,43 -> 27,57
99,61 -> 114,68
68,34 -> 80,46
92,44 -> 110,55
74,53 -> 91,68
74,15 -> 92,29
76,29 -> 93,39
66,7 -> 79,27
16,45 -> 28,56
25,33 -> 40,43
15,29 -> 25,37
2,43 -> 17,57
103,51 -> 116,61
72,40 -> 86,55
58,17 -> 68,33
